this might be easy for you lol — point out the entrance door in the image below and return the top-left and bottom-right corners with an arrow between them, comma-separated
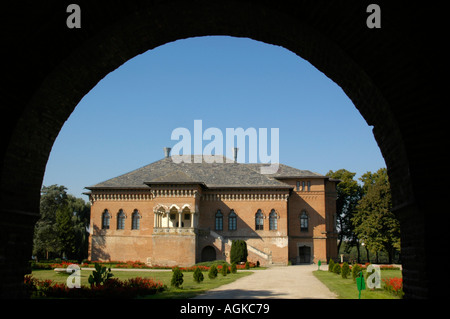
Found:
201,246 -> 216,262
298,245 -> 311,263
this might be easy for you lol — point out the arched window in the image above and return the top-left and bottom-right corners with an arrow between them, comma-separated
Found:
255,209 -> 264,230
215,210 -> 223,231
269,209 -> 277,230
228,210 -> 237,231
117,209 -> 125,230
101,209 -> 110,229
131,209 -> 141,230
300,210 -> 308,232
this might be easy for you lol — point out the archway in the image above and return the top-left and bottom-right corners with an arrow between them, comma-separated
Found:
0,2 -> 443,298
201,246 -> 217,262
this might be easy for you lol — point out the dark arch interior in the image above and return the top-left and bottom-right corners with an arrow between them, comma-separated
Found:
201,246 -> 217,262
1,1 -> 444,298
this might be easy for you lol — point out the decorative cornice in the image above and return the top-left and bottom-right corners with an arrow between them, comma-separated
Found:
90,190 -> 153,204
201,192 -> 289,201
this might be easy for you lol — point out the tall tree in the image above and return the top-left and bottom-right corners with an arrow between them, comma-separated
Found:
326,169 -> 362,261
352,168 -> 400,263
33,185 -> 90,261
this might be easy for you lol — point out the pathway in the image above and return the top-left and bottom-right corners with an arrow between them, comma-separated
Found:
193,264 -> 337,299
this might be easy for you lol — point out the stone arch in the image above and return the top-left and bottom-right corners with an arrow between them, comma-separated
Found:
201,246 -> 217,262
169,204 -> 181,213
153,204 -> 168,213
0,2 -> 442,298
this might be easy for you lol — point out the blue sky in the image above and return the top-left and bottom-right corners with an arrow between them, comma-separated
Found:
42,36 -> 386,199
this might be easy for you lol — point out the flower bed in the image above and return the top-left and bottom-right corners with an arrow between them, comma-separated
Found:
75,260 -> 257,271
382,277 -> 404,297
341,263 -> 401,271
24,274 -> 165,298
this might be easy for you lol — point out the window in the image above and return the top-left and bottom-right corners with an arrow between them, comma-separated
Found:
101,209 -> 110,229
307,181 -> 311,191
131,209 -> 140,230
228,210 -> 237,231
215,210 -> 223,231
300,211 -> 308,232
296,181 -> 300,191
302,181 -> 306,191
117,209 -> 125,230
269,209 -> 278,230
255,209 -> 264,230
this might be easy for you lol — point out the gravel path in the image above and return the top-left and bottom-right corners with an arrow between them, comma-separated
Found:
193,264 -> 337,299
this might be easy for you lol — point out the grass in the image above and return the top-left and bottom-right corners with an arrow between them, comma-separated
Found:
313,269 -> 402,299
30,268 -> 253,299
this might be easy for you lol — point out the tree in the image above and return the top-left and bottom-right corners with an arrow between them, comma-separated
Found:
193,267 -> 204,283
326,169 -> 362,261
171,267 -> 184,288
208,265 -> 218,279
230,240 -> 248,264
341,262 -> 350,279
55,204 -> 77,260
352,168 -> 400,263
33,185 -> 90,261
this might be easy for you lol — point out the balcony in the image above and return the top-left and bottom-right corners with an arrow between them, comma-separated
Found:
153,227 -> 196,234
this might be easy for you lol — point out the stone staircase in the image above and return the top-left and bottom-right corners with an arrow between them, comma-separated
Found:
209,230 -> 272,264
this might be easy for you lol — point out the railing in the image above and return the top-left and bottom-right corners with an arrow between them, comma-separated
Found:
153,227 -> 195,234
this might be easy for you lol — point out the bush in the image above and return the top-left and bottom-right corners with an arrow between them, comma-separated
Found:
333,263 -> 341,275
171,267 -> 184,288
230,240 -> 248,264
328,259 -> 335,272
193,267 -> 204,283
352,263 -> 362,282
208,265 -> 218,279
88,263 -> 114,287
23,275 -> 165,298
231,262 -> 237,274
221,264 -> 228,276
383,277 -> 404,298
341,262 -> 350,279
244,261 -> 250,269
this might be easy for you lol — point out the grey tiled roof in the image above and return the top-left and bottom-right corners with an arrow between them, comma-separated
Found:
245,163 -> 326,179
86,155 -> 326,190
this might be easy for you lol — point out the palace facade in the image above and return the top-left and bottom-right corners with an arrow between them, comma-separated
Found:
85,150 -> 338,266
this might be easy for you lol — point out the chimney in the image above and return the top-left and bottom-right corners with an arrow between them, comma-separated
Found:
163,147 -> 171,158
233,147 -> 238,162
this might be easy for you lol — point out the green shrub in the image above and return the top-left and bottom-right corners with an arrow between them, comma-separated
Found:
231,262 -> 237,274
352,263 -> 362,282
245,261 -> 250,269
230,240 -> 248,264
333,263 -> 341,275
221,264 -> 227,276
328,259 -> 335,272
193,267 -> 204,283
341,262 -> 350,279
171,267 -> 184,288
88,263 -> 114,287
208,265 -> 218,279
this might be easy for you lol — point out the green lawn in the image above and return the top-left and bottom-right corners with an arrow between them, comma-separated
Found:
30,268 -> 253,299
313,269 -> 402,299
